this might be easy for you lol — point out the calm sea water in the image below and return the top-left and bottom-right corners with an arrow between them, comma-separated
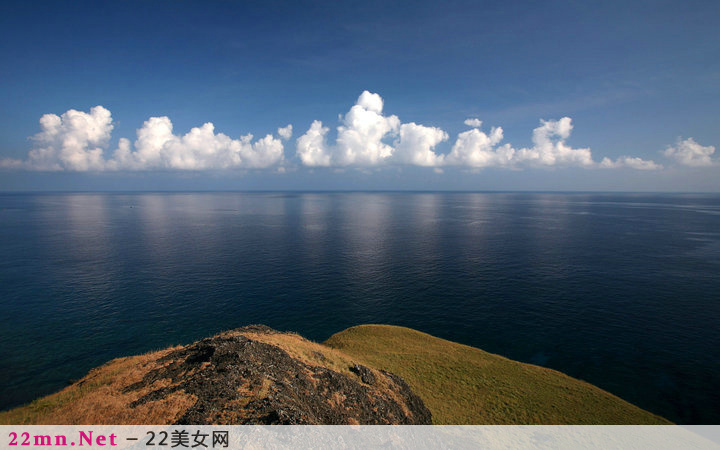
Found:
0,192 -> 719,423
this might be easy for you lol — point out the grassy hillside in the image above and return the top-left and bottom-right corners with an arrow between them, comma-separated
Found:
1,324 -> 670,425
0,346 -> 194,425
0,327 -> 430,425
325,324 -> 670,424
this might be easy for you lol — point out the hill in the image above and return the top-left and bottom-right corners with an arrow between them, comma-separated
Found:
0,325 -> 430,425
1,324 -> 669,424
325,324 -> 670,424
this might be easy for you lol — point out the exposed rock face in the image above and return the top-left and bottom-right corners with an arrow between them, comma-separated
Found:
122,325 -> 431,424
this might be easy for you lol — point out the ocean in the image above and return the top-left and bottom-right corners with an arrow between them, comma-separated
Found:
0,192 -> 718,423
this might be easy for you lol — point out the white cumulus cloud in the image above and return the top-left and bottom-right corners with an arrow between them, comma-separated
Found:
4,93 -> 709,175
335,91 -> 400,165
446,118 -> 598,168
295,93 -> 660,171
663,138 -> 715,167
16,106 -> 114,171
3,106 -> 287,171
296,120 -> 332,167
393,123 -> 448,166
514,118 -> 594,167
277,124 -> 293,140
296,91 -> 448,167
446,126 -> 513,167
108,117 -> 284,170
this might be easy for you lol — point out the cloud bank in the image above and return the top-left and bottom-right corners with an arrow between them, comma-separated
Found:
2,91 -> 713,173
2,108 -> 285,171
296,91 -> 662,170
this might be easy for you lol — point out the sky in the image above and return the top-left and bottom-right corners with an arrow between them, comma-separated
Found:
0,0 -> 718,191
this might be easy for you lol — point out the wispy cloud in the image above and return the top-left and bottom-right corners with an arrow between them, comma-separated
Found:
599,156 -> 663,170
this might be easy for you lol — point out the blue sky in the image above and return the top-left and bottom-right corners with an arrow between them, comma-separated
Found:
0,0 -> 718,191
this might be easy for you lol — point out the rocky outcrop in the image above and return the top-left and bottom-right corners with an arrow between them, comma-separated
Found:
120,325 -> 431,424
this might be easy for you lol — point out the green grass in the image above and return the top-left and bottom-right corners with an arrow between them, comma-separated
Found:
324,324 -> 671,424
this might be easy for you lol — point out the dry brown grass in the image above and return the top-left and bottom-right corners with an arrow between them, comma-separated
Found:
234,329 -> 431,422
234,329 -> 399,401
231,330 -> 361,378
0,347 -> 197,425
1,329 -> 406,425
3,324 -> 666,426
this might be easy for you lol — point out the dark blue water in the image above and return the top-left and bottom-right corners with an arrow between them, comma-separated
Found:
1,192 -> 719,423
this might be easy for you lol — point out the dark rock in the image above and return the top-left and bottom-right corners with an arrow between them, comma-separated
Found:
122,327 -> 431,425
350,364 -> 376,385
